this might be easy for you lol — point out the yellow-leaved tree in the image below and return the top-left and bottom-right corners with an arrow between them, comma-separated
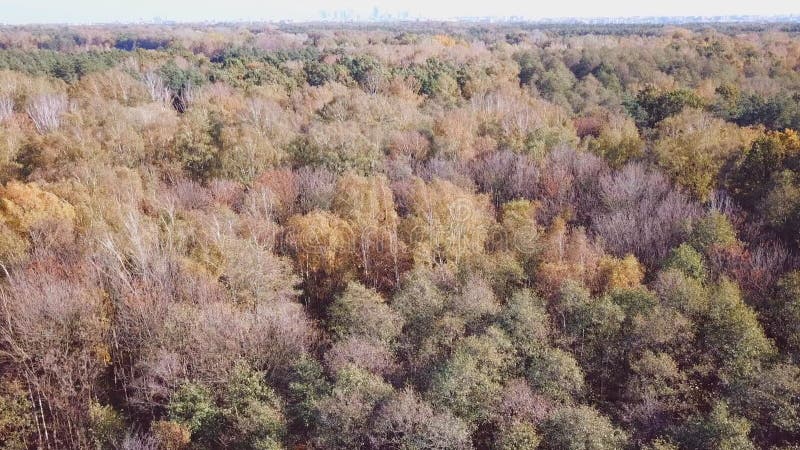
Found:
284,210 -> 355,302
0,181 -> 76,266
596,254 -> 645,293
401,178 -> 494,268
0,180 -> 76,234
653,109 -> 756,200
333,173 -> 409,290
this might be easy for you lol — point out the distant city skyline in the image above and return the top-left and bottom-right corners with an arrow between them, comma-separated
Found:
0,0 -> 798,24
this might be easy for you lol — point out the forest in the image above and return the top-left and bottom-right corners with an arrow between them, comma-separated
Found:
0,21 -> 799,449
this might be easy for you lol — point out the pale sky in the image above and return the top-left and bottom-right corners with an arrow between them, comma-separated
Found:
0,0 -> 797,24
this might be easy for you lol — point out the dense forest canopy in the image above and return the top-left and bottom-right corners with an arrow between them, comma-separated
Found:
0,21 -> 799,449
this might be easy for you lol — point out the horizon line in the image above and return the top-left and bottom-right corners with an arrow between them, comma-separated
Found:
2,13 -> 800,27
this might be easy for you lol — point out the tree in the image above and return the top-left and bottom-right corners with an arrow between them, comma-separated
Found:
428,327 -> 516,423
87,402 -> 125,450
732,363 -> 800,447
526,347 -> 586,403
499,289 -> 550,358
312,366 -> 394,449
391,267 -> 447,341
250,168 -> 298,222
448,274 -> 501,331
0,269 -> 110,449
402,178 -> 494,268
498,200 -> 541,266
677,402 -> 757,450
586,114 -> 643,168
333,173 -> 409,290
218,124 -> 286,184
369,388 -> 473,450
344,55 -> 386,93
620,351 -> 690,442
304,60 -> 337,87
286,356 -> 329,439
762,170 -> 800,248
627,86 -> 705,128
0,378 -> 34,450
174,109 -> 221,181
168,382 -> 222,446
327,282 -> 403,343
653,109 -> 754,200
688,211 -> 738,254
471,151 -> 539,207
0,94 -> 13,122
535,219 -> 604,298
219,363 -> 287,449
25,93 -> 68,134
539,405 -> 628,450
168,364 -> 287,449
217,237 -> 299,307
701,279 -> 775,384
596,254 -> 645,293
729,130 -> 800,209
150,420 -> 191,450
495,421 -> 541,450
592,163 -> 699,268
324,335 -> 398,377
663,243 -> 706,281
284,210 -> 355,302
766,271 -> 800,361
552,282 -> 625,396
0,180 -> 75,237
295,166 -> 337,213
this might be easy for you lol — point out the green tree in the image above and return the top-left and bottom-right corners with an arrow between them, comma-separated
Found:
627,86 -> 705,128
663,243 -> 707,281
327,282 -> 403,342
312,366 -> 394,449
586,114 -> 643,168
678,402 -> 756,450
220,364 -> 287,449
688,211 -> 738,254
732,363 -> 800,447
702,280 -> 775,384
766,271 -> 800,361
499,289 -> 550,358
539,405 -> 628,450
495,421 -> 541,450
0,379 -> 34,450
174,109 -> 221,180
428,327 -> 516,423
168,383 -> 222,445
729,130 -> 800,208
526,347 -> 586,403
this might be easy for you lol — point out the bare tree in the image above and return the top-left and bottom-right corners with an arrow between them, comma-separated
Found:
417,156 -> 475,191
362,69 -> 385,95
368,388 -> 473,450
0,266 -> 109,449
142,71 -> 170,104
0,95 -> 13,121
324,336 -> 398,377
296,166 -> 337,213
471,149 -> 540,205
536,147 -> 608,224
26,93 -> 68,134
592,163 -> 700,267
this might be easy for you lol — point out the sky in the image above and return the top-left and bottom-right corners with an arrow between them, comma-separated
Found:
0,0 -> 797,24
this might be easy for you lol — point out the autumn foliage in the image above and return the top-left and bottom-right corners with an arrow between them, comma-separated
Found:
0,21 -> 798,450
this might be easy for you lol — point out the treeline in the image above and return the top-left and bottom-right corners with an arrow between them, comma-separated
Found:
0,23 -> 799,450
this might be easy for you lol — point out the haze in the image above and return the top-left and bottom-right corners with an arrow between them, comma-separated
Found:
1,0 -> 798,24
